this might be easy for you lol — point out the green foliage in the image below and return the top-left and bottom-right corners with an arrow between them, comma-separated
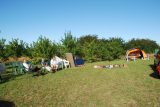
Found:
95,39 -> 113,61
126,38 -> 159,53
31,57 -> 42,65
5,39 -> 28,58
61,31 -> 77,55
0,38 -> 6,59
56,43 -> 66,57
78,35 -> 98,45
40,68 -> 48,75
31,36 -> 57,59
77,35 -> 98,62
77,36 -> 125,62
107,37 -> 125,60
0,33 -> 159,62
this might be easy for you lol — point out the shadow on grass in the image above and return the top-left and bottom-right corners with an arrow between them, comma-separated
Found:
0,99 -> 15,107
149,64 -> 160,79
0,73 -> 24,84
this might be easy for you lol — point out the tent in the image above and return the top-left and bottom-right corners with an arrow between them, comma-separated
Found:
74,56 -> 84,66
126,48 -> 148,61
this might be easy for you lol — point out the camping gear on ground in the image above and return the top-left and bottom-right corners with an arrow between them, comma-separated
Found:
126,48 -> 148,61
94,64 -> 127,69
74,56 -> 84,66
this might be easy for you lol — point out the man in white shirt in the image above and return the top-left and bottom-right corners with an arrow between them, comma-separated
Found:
23,60 -> 31,71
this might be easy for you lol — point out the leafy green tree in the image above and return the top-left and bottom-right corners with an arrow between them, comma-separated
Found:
77,35 -> 98,62
0,38 -> 6,59
31,36 -> 57,59
95,39 -> 111,61
6,39 -> 28,58
107,37 -> 125,60
77,35 -> 98,45
61,31 -> 77,54
126,38 -> 159,53
95,37 -> 125,61
56,43 -> 66,57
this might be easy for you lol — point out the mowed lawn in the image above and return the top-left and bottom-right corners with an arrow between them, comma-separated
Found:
0,59 -> 160,107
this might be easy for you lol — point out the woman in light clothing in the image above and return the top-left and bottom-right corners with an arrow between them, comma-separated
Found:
50,56 -> 58,71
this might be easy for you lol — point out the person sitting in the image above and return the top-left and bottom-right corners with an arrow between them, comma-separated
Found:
42,63 -> 52,72
23,59 -> 32,71
50,56 -> 58,71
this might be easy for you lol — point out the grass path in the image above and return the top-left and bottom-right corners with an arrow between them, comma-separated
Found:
0,59 -> 160,107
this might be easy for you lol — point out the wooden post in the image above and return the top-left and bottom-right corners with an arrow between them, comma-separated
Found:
66,53 -> 75,68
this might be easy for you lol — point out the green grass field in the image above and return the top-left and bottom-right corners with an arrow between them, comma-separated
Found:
0,59 -> 160,107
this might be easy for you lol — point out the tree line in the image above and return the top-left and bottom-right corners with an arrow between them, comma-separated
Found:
0,31 -> 159,62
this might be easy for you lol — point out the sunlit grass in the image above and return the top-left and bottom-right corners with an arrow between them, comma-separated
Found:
0,59 -> 160,107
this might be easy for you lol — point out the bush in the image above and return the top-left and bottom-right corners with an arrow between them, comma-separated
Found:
126,38 -> 159,53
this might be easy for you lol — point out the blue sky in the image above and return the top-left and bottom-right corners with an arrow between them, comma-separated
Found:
0,0 -> 160,44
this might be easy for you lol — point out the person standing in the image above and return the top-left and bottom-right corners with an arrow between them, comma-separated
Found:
50,56 -> 58,71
